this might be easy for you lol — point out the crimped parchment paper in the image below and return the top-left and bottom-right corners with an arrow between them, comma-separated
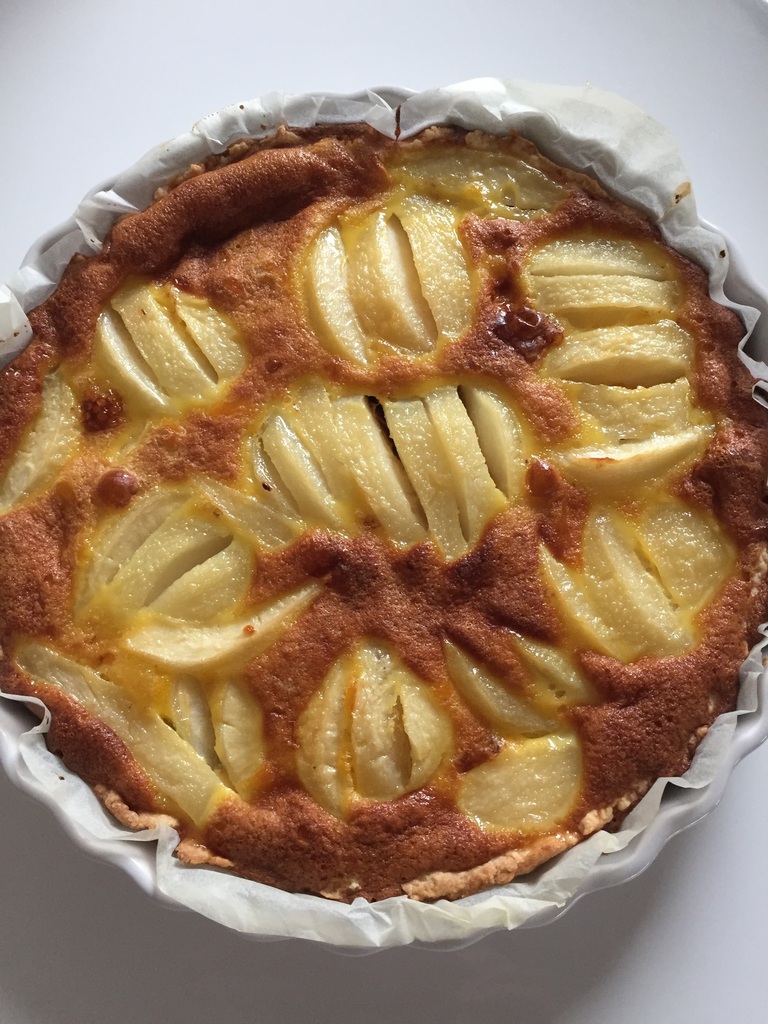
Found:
1,78 -> 767,949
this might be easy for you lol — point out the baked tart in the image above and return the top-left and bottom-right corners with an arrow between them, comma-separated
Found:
1,122 -> 767,903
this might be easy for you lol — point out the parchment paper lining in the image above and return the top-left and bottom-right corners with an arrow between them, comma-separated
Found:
1,78 -> 767,949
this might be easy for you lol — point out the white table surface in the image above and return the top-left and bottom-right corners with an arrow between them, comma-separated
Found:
1,1 -> 767,1020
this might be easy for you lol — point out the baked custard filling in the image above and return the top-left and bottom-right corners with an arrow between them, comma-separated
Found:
1,126 -> 766,902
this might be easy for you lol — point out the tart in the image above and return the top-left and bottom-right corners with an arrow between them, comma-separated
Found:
1,122 -> 767,904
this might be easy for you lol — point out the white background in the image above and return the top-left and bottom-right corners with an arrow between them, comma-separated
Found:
1,0 -> 767,1020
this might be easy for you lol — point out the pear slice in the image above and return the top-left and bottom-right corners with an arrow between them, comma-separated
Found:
443,641 -> 556,736
296,660 -> 351,818
97,282 -> 244,410
169,286 -> 245,380
396,676 -> 454,792
581,510 -> 692,657
95,308 -> 171,412
540,546 -> 629,659
0,372 -> 77,512
332,395 -> 427,547
529,275 -> 679,329
349,653 -> 414,802
541,321 -> 693,387
77,488 -> 190,613
347,211 -> 436,353
211,683 -> 265,800
250,435 -> 303,516
564,379 -> 694,443
458,732 -> 582,831
15,643 -> 230,823
637,502 -> 735,608
512,635 -> 596,711
556,426 -> 712,492
395,151 -> 564,218
110,282 -> 217,400
528,238 -> 670,279
350,646 -> 451,801
126,584 -> 318,670
168,675 -> 218,768
459,385 -> 526,500
97,511 -> 233,620
305,225 -> 368,364
289,382 -> 359,510
259,412 -> 351,532
194,477 -> 300,550
149,537 -> 252,620
424,387 -> 507,545
297,643 -> 452,817
394,196 -> 473,340
481,157 -> 565,215
383,395 -> 467,558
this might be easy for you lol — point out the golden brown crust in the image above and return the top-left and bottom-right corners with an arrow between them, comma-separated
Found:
2,124 -> 767,903
403,831 -> 582,902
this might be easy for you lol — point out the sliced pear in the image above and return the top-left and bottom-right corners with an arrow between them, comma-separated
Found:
541,322 -> 693,387
383,395 -> 467,558
194,476 -> 299,550
347,211 -> 436,353
395,150 -> 564,218
150,537 -> 252,620
169,286 -> 245,380
110,282 -> 216,400
289,382 -> 359,509
307,199 -> 471,358
513,635 -> 596,711
247,383 -> 430,549
332,395 -> 427,547
481,157 -> 565,215
581,511 -> 692,657
350,654 -> 414,802
77,488 -> 190,613
247,380 -> 510,553
168,676 -> 218,767
250,436 -> 303,515
637,502 -> 735,608
556,426 -> 712,492
305,225 -> 368,363
211,682 -> 265,800
540,546 -> 629,659
351,646 -> 451,801
424,387 -> 507,545
443,641 -> 556,736
98,511 -> 233,620
15,643 -> 230,823
394,196 -> 472,340
396,676 -> 453,791
95,308 -> 170,412
529,275 -> 679,329
126,584 -> 318,670
458,385 -> 526,501
96,282 -> 244,410
0,372 -> 77,512
259,412 -> 350,531
458,732 -> 582,831
297,643 -> 452,817
528,238 -> 670,279
296,660 -> 351,817
564,379 -> 694,443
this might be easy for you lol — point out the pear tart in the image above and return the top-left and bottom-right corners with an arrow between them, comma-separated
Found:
1,125 -> 767,903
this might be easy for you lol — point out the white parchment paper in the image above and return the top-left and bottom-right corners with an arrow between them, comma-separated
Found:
1,78 -> 767,949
